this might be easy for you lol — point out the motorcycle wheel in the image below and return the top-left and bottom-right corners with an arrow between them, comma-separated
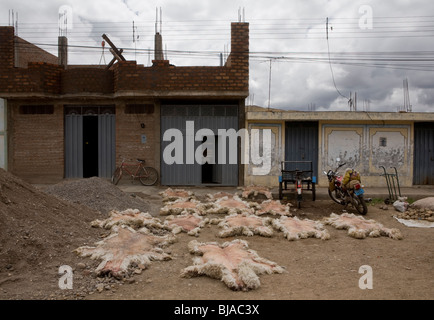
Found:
352,195 -> 368,215
328,189 -> 344,205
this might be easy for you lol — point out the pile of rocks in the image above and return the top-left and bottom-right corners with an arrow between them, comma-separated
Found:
388,197 -> 434,221
379,196 -> 434,222
54,264 -> 141,300
394,208 -> 434,222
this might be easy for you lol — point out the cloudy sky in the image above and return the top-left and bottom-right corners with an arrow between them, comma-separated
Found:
2,0 -> 434,112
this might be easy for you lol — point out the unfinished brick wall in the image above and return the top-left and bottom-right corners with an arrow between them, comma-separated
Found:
115,102 -> 159,171
0,28 -> 63,95
14,36 -> 58,68
28,62 -> 62,94
0,23 -> 249,96
113,23 -> 249,95
9,102 -> 64,183
0,22 -> 248,183
0,27 -> 15,70
62,68 -> 114,94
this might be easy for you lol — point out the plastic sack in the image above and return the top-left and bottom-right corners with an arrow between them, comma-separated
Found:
393,200 -> 409,213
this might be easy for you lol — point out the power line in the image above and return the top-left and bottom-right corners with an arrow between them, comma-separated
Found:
326,17 -> 349,100
5,14 -> 434,72
9,41 -> 434,72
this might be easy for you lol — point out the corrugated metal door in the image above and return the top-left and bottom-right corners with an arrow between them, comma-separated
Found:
285,121 -> 319,178
65,114 -> 83,178
98,114 -> 116,178
414,123 -> 434,185
161,116 -> 201,185
160,104 -> 238,186
65,106 -> 115,179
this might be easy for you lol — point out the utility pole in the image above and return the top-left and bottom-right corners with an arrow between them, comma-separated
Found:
267,57 -> 284,109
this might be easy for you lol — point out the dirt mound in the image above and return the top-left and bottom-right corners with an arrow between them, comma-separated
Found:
42,177 -> 150,215
0,169 -> 103,298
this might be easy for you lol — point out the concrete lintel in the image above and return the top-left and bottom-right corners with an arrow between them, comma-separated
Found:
246,109 -> 434,122
1,90 -> 249,101
0,93 -> 115,100
112,90 -> 249,99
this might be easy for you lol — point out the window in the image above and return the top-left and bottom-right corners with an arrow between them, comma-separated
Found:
161,104 -> 238,117
125,104 -> 154,114
379,137 -> 387,147
64,105 -> 115,115
19,105 -> 54,114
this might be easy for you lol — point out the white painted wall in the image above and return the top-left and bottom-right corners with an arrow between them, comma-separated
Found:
320,124 -> 412,187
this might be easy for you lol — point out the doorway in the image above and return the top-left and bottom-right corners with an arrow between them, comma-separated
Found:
83,116 -> 99,178
64,106 -> 115,179
160,103 -> 239,186
413,122 -> 434,185
201,135 -> 222,184
285,121 -> 319,178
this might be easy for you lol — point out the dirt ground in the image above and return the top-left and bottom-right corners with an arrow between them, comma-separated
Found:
0,170 -> 433,301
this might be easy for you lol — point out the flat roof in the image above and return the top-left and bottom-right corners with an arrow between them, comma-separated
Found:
246,106 -> 434,122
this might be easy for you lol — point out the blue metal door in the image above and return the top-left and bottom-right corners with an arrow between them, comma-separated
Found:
414,123 -> 434,185
285,121 -> 318,179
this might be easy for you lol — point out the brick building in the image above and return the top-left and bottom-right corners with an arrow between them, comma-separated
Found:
0,23 -> 249,185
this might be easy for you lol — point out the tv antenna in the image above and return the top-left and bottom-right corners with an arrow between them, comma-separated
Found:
264,57 -> 284,109
132,20 -> 140,60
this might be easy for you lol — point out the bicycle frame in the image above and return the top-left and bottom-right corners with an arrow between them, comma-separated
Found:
112,158 -> 158,186
120,160 -> 144,179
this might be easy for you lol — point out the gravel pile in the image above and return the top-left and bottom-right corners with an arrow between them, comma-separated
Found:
0,169 -> 104,299
42,177 -> 150,215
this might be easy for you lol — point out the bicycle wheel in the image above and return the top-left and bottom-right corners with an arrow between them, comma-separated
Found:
138,166 -> 158,186
111,167 -> 122,185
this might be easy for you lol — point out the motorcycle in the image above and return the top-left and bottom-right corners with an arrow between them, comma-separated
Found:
323,158 -> 368,215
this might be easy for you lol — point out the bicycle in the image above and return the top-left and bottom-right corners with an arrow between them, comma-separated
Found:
111,158 -> 158,186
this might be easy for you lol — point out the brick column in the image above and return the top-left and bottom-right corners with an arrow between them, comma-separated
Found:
0,27 -> 15,70
230,23 -> 249,91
